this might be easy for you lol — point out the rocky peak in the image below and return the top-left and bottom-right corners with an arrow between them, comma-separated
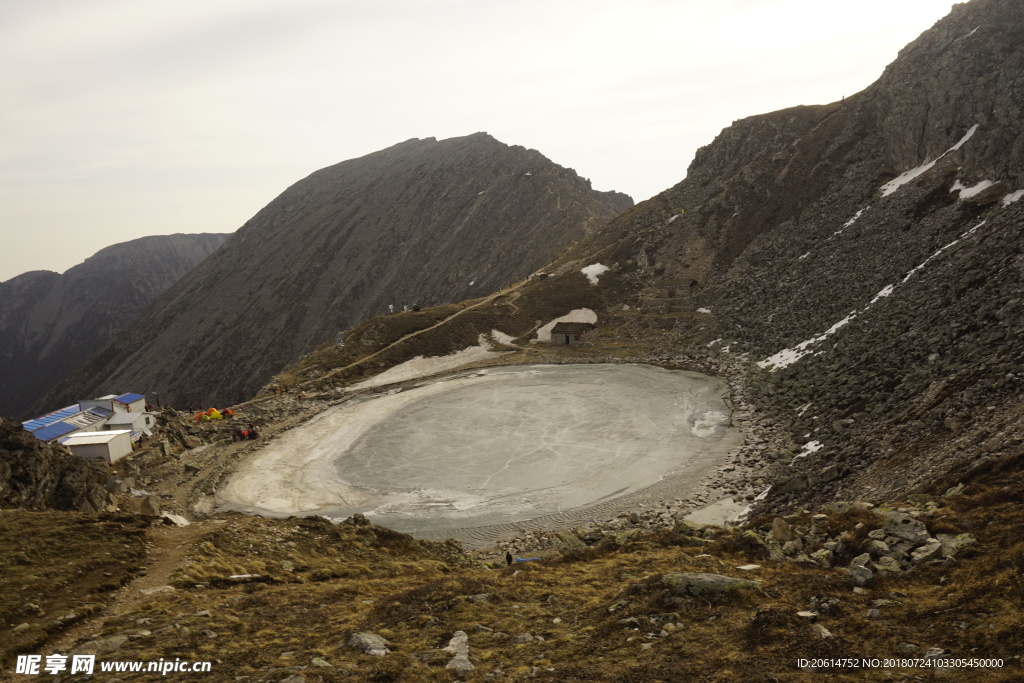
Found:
45,134 -> 632,408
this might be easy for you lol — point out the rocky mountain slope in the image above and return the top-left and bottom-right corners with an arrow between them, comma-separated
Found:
0,417 -> 109,511
0,234 -> 227,418
43,134 -> 631,409
280,0 -> 1023,517
5,2 -> 1024,677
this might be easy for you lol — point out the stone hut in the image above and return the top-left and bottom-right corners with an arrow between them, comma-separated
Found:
551,322 -> 597,345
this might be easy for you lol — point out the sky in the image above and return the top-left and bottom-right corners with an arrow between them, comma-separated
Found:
0,0 -> 958,282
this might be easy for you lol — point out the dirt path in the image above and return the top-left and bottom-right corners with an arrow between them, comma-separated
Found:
320,279 -> 528,383
47,521 -> 212,654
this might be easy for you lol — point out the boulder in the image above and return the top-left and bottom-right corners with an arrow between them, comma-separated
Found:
935,533 -> 977,556
810,549 -> 833,568
72,635 -> 129,656
910,539 -> 944,564
347,631 -> 390,656
865,540 -> 890,557
771,517 -> 793,542
443,630 -> 474,674
848,565 -> 875,588
661,573 -> 760,598
883,513 -> 930,544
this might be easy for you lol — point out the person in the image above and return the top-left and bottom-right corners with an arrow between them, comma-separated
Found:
505,551 -> 513,566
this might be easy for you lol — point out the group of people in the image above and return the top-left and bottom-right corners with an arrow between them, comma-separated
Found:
232,423 -> 261,441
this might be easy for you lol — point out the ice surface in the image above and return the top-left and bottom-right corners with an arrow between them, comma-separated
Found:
218,365 -> 741,539
790,439 -> 823,464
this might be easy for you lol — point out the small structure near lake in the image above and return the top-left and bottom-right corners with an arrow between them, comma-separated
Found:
550,322 -> 597,345
62,430 -> 133,464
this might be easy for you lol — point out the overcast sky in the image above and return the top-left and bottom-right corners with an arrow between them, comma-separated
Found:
0,0 -> 957,282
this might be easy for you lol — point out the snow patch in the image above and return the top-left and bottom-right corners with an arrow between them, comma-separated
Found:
955,26 -> 979,42
667,214 -> 679,224
757,312 -> 856,371
1002,190 -> 1024,206
835,207 -> 869,235
950,179 -> 994,199
697,307 -> 711,314
791,440 -> 823,464
880,124 -> 979,196
902,221 -> 986,283
844,208 -> 868,227
870,284 -> 894,304
534,309 -> 597,342
490,329 -> 517,346
581,263 -> 609,285
798,252 -> 811,260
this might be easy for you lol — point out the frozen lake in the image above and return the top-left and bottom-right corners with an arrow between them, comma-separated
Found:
217,364 -> 742,543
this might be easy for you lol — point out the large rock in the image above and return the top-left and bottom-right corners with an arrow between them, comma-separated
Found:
936,533 -> 977,556
72,635 -> 129,656
661,573 -> 761,597
910,539 -> 944,564
771,517 -> 793,542
443,630 -> 474,674
347,631 -> 390,657
883,514 -> 930,545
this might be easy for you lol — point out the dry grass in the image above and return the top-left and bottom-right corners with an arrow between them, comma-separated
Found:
0,511 -> 148,664
5,467 -> 1024,681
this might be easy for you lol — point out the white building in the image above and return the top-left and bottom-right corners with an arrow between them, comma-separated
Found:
61,430 -> 133,464
79,393 -> 147,414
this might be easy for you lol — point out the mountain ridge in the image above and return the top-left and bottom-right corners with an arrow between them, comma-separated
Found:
41,133 -> 632,409
0,233 -> 228,418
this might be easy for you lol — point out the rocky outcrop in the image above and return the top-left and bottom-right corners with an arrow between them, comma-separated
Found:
0,417 -> 109,511
0,233 -> 227,418
47,133 -> 632,408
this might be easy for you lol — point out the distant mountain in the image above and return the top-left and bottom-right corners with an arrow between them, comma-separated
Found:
1,234 -> 227,417
45,133 -> 632,408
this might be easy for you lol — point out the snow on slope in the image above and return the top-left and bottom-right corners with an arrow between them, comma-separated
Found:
758,220 -> 988,371
581,263 -> 610,285
880,124 -> 979,196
